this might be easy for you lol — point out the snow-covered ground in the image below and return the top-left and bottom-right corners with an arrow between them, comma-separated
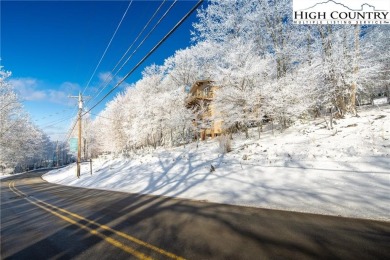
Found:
43,105 -> 390,221
1,171 -> 24,179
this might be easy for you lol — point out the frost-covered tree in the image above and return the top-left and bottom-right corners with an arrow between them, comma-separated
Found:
0,66 -> 53,173
193,0 -> 265,49
211,39 -> 269,137
192,0 -> 312,132
306,25 -> 388,117
92,63 -> 194,154
260,0 -> 298,78
359,26 -> 390,102
164,48 -> 199,91
315,25 -> 352,116
89,0 -> 390,154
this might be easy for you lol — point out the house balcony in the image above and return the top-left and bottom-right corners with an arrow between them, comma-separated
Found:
186,91 -> 214,106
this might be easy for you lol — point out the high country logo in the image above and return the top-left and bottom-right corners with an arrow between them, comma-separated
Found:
293,0 -> 390,24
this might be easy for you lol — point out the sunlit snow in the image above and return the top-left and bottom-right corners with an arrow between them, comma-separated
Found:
43,105 -> 390,221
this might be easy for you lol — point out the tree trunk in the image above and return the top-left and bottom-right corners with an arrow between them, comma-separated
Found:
257,122 -> 262,140
307,29 -> 312,66
349,25 -> 360,116
335,94 -> 346,118
330,107 -> 333,129
244,126 -> 249,139
170,129 -> 174,147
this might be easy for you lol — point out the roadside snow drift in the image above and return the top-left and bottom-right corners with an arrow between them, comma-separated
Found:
44,105 -> 390,221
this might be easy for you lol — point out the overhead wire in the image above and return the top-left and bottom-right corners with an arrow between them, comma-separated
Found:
86,0 -> 175,106
33,108 -> 75,122
47,132 -> 69,135
102,0 -> 167,83
64,118 -> 78,143
37,106 -> 77,132
82,0 -> 133,95
84,0 -> 204,116
41,115 -> 77,129
62,0 -> 203,146
86,111 -> 117,121
61,1 -> 133,144
116,0 -> 178,71
85,0 -> 167,106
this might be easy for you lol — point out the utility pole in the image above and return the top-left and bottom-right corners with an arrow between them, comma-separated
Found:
77,93 -> 82,178
69,92 -> 91,178
69,93 -> 84,178
56,140 -> 59,167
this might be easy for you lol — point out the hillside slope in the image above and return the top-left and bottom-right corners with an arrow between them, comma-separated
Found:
44,105 -> 390,221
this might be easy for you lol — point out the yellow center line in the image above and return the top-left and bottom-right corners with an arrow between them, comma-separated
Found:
8,181 -> 152,259
9,181 -> 185,260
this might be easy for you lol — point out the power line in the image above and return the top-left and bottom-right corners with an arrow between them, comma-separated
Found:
38,105 -> 79,140
63,117 -> 78,143
107,0 -> 167,79
114,0 -> 178,78
87,111 -> 115,121
33,108 -> 74,122
61,1 -> 134,145
86,0 -> 173,106
47,132 -> 69,136
40,115 -> 76,129
86,0 -> 167,106
56,101 -> 82,140
82,0 -> 133,95
43,1 -> 133,146
84,0 -> 204,116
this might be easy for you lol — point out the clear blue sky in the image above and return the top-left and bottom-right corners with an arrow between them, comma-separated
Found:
1,0 -> 204,141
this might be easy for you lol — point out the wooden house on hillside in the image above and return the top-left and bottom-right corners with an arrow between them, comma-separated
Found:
186,80 -> 222,140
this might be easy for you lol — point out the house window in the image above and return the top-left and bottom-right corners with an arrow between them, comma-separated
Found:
203,86 -> 210,97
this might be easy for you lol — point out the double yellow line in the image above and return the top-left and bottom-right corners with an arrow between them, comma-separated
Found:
8,181 -> 185,260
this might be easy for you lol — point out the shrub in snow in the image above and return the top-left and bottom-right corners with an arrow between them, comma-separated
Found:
218,135 -> 232,154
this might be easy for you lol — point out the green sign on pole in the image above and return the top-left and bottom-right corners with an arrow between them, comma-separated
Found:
69,138 -> 78,153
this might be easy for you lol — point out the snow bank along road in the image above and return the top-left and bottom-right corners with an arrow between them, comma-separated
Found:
43,154 -> 390,222
42,106 -> 390,222
1,171 -> 390,259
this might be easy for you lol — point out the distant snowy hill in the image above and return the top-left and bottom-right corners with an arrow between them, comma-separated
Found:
43,105 -> 390,221
300,0 -> 380,12
301,0 -> 354,11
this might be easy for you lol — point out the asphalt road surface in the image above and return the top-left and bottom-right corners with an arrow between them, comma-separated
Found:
1,170 -> 389,259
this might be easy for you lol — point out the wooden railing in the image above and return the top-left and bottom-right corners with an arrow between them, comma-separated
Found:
194,90 -> 214,99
